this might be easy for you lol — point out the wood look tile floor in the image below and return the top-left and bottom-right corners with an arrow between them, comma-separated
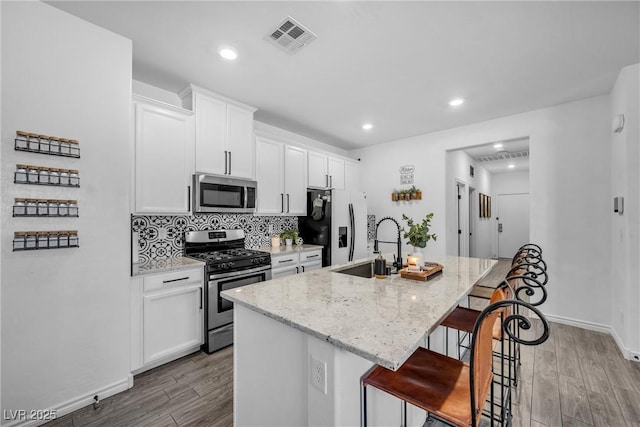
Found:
46,260 -> 640,427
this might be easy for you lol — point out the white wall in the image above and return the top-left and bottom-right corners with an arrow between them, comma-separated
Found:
1,1 -> 132,421
445,150 -> 493,258
351,95 -> 611,327
610,63 -> 640,360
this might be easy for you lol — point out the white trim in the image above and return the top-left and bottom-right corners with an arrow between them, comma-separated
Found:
2,376 -> 132,427
546,313 -> 640,362
178,83 -> 257,112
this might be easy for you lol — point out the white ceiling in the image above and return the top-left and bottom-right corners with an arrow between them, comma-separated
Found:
464,138 -> 530,173
49,1 -> 639,150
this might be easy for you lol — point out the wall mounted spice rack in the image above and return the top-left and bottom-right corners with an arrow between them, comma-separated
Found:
13,198 -> 78,217
14,130 -> 80,158
13,230 -> 79,251
14,164 -> 80,187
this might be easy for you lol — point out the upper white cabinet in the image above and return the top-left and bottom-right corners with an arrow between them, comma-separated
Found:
345,161 -> 361,192
255,136 -> 307,215
180,84 -> 256,179
133,95 -> 194,214
308,152 -> 344,190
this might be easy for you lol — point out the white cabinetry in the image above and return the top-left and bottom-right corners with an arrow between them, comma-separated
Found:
345,161 -> 361,192
180,84 -> 256,179
270,249 -> 323,278
255,136 -> 306,215
130,267 -> 204,373
308,151 -> 345,190
133,95 -> 194,214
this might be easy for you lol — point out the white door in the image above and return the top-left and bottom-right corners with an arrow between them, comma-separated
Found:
331,190 -> 350,265
308,151 -> 329,188
226,104 -> 254,179
328,157 -> 345,190
255,138 -> 284,214
351,192 -> 368,261
284,145 -> 307,215
497,193 -> 530,258
194,92 -> 227,175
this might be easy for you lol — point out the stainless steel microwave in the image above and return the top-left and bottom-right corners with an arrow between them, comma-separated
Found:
193,174 -> 257,213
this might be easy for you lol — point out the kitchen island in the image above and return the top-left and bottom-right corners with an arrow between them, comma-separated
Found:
221,255 -> 496,426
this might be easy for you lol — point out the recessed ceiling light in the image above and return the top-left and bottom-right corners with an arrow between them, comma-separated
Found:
494,143 -> 503,149
508,164 -> 515,169
362,123 -> 373,131
448,98 -> 464,107
219,48 -> 238,60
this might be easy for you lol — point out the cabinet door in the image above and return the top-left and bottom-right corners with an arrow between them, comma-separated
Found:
328,157 -> 345,190
135,101 -> 193,214
143,284 -> 202,365
284,145 -> 307,215
345,161 -> 361,192
256,137 -> 284,214
300,261 -> 322,273
272,266 -> 299,279
226,104 -> 255,179
308,151 -> 329,188
194,92 -> 227,175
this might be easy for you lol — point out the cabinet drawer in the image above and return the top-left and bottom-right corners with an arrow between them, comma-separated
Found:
272,266 -> 299,279
300,260 -> 322,273
143,268 -> 203,293
271,253 -> 299,269
300,250 -> 322,263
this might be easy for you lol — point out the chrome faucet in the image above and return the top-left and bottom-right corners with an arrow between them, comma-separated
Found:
374,217 -> 402,273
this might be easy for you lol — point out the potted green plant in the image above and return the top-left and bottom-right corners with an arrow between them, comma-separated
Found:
401,213 -> 437,270
280,228 -> 299,246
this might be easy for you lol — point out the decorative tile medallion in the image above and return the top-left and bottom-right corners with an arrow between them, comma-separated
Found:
132,214 -> 298,263
367,215 -> 376,241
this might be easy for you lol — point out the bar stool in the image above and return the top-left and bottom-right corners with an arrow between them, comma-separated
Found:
360,299 -> 550,427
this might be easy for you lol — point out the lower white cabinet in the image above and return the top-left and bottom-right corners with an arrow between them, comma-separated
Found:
270,249 -> 323,278
131,267 -> 204,373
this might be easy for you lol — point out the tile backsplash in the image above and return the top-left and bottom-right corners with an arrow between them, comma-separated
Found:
132,214 -> 298,263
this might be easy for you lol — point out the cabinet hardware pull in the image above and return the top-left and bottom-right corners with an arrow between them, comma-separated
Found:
326,174 -> 328,187
228,151 -> 231,175
187,185 -> 191,212
330,175 -> 333,188
296,266 -> 299,274
163,276 -> 189,283
279,259 -> 294,263
199,287 -> 202,309
281,193 -> 284,213
286,194 -> 290,213
307,254 -> 319,258
224,151 -> 228,175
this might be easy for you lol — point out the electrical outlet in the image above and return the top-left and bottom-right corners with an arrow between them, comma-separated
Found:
268,224 -> 274,234
310,356 -> 327,394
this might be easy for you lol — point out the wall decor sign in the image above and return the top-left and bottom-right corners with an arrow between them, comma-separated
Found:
399,165 -> 415,184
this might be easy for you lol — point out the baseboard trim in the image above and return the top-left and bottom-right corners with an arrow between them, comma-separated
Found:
2,376 -> 132,427
545,314 -> 640,362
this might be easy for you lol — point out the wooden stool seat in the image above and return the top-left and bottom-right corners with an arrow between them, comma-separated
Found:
363,347 -> 491,426
469,285 -> 494,299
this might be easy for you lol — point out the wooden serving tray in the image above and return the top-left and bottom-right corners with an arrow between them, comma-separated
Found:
400,262 -> 444,281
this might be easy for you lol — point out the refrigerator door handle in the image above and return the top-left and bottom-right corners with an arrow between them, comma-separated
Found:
348,203 -> 355,262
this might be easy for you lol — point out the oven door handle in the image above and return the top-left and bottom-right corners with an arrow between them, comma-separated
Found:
208,265 -> 272,281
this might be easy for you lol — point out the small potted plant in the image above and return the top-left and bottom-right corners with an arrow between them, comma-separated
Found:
280,228 -> 299,246
401,213 -> 437,270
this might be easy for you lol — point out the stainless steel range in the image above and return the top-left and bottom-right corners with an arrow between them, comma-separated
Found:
184,229 -> 271,353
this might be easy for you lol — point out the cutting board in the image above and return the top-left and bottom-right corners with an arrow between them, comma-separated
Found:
400,262 -> 444,281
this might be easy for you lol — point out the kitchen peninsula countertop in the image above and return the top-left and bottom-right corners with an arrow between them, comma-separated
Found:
132,256 -> 205,277
258,244 -> 323,255
222,255 -> 496,371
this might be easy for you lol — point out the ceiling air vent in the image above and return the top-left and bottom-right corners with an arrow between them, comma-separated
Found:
477,151 -> 529,162
265,16 -> 317,54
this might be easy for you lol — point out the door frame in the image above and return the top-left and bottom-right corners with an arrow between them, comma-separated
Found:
455,180 -> 469,257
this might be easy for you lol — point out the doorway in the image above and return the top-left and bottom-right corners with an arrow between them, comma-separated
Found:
456,181 -> 468,257
497,193 -> 530,258
469,187 -> 476,257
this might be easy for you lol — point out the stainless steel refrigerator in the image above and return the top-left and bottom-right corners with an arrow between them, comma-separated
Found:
298,189 -> 367,266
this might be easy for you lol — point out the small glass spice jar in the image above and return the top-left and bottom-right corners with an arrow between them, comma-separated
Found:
37,231 -> 49,249
49,168 -> 60,185
38,167 -> 50,184
68,231 -> 79,247
26,199 -> 38,216
13,232 -> 26,250
27,166 -> 39,183
25,232 -> 37,249
68,200 -> 78,216
48,200 -> 59,216
58,200 -> 69,216
59,169 -> 70,185
14,198 -> 26,216
58,232 -> 69,248
49,136 -> 60,154
38,134 -> 50,152
27,133 -> 40,151
37,199 -> 49,215
15,164 -> 28,182
59,138 -> 71,155
48,232 -> 59,248
69,140 -> 80,157
68,169 -> 79,186
16,131 -> 28,149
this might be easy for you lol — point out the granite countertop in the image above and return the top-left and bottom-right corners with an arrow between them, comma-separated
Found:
132,256 -> 205,276
221,255 -> 497,371
259,244 -> 324,255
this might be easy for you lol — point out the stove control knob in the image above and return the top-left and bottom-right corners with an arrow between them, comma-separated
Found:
228,262 -> 235,268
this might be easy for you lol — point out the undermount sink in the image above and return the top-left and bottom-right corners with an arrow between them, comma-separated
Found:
334,262 -> 375,278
